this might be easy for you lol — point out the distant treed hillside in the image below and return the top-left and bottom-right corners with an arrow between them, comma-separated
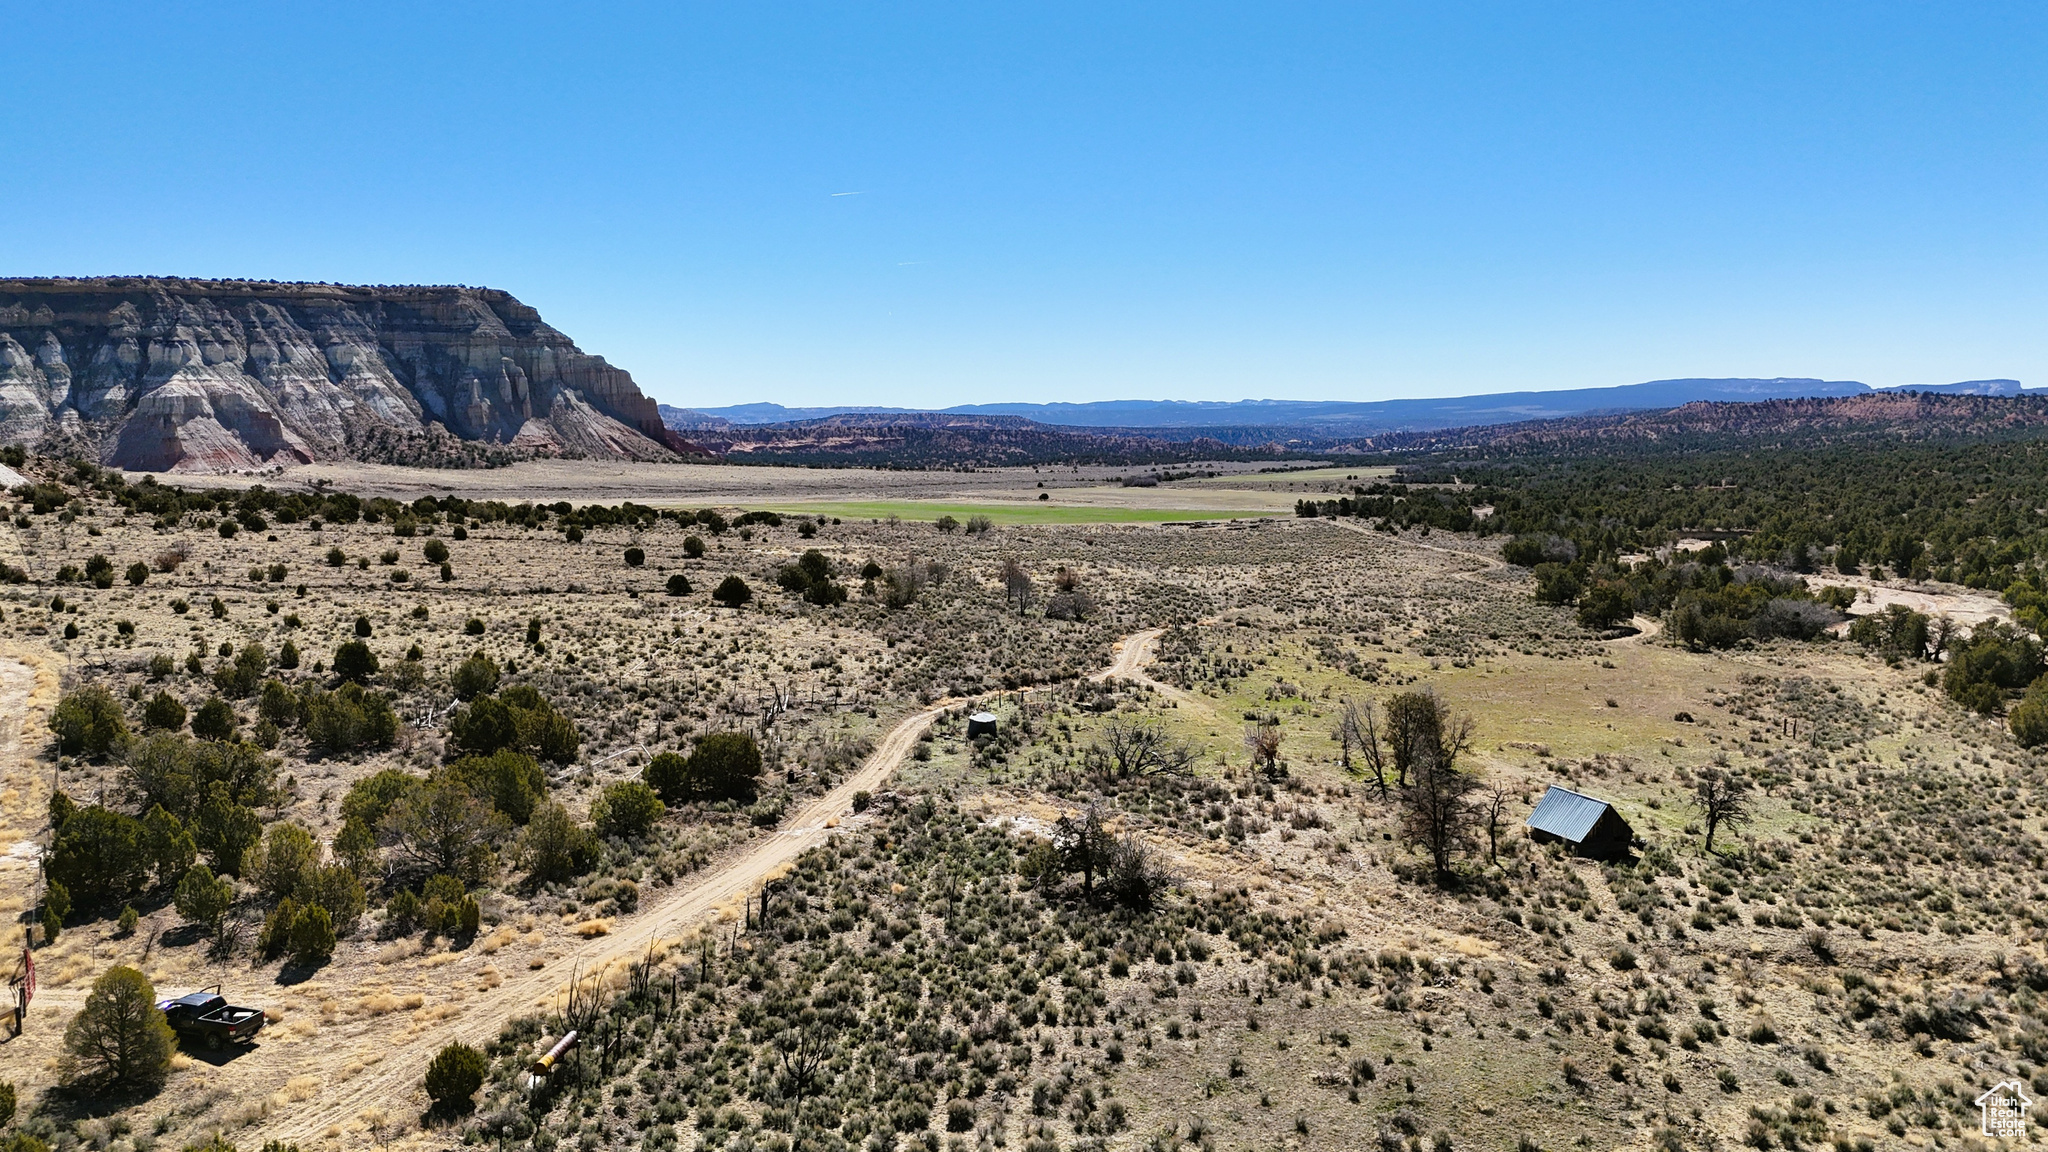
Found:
661,383 -> 2048,464
1361,392 -> 2048,452
1292,394 -> 2048,603
686,413 -> 1297,467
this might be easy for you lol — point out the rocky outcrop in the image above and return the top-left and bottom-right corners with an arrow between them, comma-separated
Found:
0,278 -> 695,471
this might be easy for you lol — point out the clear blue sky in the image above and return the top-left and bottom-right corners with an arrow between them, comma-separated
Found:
5,2 -> 2044,409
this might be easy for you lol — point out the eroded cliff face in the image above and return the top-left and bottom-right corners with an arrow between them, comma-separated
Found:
0,278 -> 691,471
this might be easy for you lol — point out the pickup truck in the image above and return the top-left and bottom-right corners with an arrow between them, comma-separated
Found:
156,988 -> 264,1048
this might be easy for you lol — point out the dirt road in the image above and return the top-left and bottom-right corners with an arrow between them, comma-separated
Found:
1093,627 -> 1211,713
253,699 -> 942,1145
0,655 -> 47,902
1094,628 -> 1162,682
249,630 -> 1161,1145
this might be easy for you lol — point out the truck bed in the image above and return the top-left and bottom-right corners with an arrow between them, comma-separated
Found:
197,1007 -> 263,1030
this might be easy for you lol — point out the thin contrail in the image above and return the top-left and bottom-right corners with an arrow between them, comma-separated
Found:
830,191 -> 867,197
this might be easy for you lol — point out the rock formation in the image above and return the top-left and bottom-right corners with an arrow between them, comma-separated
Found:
0,278 -> 694,471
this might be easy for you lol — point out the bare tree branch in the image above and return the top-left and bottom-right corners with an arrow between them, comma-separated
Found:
1400,745 -> 1479,884
1093,717 -> 1199,778
1481,781 -> 1513,866
1243,718 -> 1283,779
1692,764 -> 1753,853
1001,557 -> 1036,615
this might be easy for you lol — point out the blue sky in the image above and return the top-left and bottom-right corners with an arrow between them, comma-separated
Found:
5,2 -> 2044,409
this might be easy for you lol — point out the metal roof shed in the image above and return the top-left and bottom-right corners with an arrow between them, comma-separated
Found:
1525,785 -> 1634,859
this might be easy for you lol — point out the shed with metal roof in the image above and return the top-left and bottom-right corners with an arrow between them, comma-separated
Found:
1525,785 -> 1634,859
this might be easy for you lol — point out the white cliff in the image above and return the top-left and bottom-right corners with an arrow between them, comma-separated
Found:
0,278 -> 693,472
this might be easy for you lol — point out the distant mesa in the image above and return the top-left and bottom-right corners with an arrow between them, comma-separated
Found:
662,376 -> 2035,439
0,277 -> 699,473
1876,378 -> 2023,397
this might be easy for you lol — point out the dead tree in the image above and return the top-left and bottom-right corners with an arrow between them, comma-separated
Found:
1243,718 -> 1283,779
1387,698 -> 1480,883
1103,831 -> 1177,910
1092,717 -> 1199,778
759,679 -> 798,732
1333,697 -> 1360,771
1001,557 -> 1036,615
1480,781 -> 1513,865
1335,696 -> 1393,797
556,961 -> 606,1038
1400,743 -> 1480,884
776,1010 -> 835,1110
1692,766 -> 1753,853
1053,803 -> 1115,901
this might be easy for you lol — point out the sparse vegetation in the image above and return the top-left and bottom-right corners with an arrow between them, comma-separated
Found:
5,449 -> 2048,1152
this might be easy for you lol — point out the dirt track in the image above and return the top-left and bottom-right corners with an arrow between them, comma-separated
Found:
0,655 -> 48,903
0,628 -> 1180,1143
1094,628 -> 1162,683
245,631 -> 1160,1145
253,698 -> 945,1145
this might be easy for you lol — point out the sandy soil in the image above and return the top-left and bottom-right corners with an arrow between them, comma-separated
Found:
0,691 -> 945,1146
8,466 -> 2023,1152
0,647 -> 56,970
117,460 -> 1302,510
233,631 -> 1152,1147
1801,572 -> 2013,629
253,698 -> 952,1146
1094,628 -> 1164,683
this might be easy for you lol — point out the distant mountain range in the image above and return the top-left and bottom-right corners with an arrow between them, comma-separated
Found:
661,377 -> 2032,437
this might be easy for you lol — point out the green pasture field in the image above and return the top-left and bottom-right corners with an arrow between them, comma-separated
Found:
768,499 -> 1258,524
1179,464 -> 1397,485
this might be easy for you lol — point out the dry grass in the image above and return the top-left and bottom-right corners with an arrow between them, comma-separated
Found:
146,457 -> 1305,511
353,991 -> 424,1016
408,1001 -> 462,1025
477,925 -> 518,954
3,463 -> 2037,1152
